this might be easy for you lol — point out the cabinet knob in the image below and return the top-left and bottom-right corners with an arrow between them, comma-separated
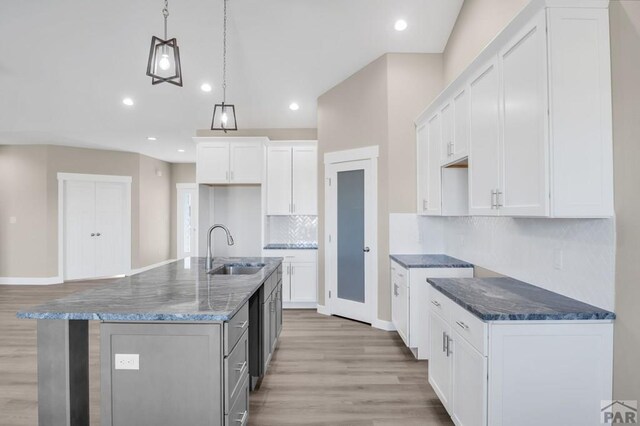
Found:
363,247 -> 370,253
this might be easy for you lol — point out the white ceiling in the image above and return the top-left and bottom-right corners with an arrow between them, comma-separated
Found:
0,0 -> 462,162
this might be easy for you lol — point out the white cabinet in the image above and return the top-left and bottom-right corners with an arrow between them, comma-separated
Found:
266,143 -> 317,215
415,3 -> 613,218
195,139 -> 263,184
428,285 -> 613,426
417,114 -> 442,215
390,260 -> 473,359
264,249 -> 317,307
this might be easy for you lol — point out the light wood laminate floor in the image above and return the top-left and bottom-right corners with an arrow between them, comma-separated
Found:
0,283 -> 451,426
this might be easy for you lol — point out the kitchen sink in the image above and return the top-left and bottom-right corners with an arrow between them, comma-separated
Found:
210,263 -> 266,275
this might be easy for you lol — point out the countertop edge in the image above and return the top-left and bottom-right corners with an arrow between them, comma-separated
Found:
389,254 -> 474,269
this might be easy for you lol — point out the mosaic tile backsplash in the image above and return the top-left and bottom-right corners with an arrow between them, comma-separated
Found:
265,215 -> 318,245
389,213 -> 615,311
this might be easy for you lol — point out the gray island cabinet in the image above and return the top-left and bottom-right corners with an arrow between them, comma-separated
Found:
17,257 -> 283,426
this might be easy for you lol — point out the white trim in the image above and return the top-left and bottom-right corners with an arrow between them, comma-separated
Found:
324,145 -> 379,165
372,319 -> 396,332
128,259 -> 176,276
176,183 -> 197,189
283,301 -> 317,309
193,136 -> 269,144
58,173 -> 132,280
0,276 -> 63,285
57,172 -> 132,183
316,304 -> 330,316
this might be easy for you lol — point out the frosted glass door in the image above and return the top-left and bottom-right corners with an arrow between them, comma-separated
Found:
337,170 -> 365,303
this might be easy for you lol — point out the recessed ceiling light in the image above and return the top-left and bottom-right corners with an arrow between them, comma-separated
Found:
147,136 -> 157,141
122,97 -> 134,106
289,102 -> 300,111
177,149 -> 185,153
394,19 -> 408,31
200,83 -> 212,92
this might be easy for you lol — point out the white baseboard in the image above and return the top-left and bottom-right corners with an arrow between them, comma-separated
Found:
372,318 -> 396,331
0,276 -> 63,285
283,301 -> 318,309
129,259 -> 176,276
316,304 -> 330,316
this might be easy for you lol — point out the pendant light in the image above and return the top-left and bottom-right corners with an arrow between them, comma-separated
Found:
146,0 -> 183,86
211,0 -> 237,132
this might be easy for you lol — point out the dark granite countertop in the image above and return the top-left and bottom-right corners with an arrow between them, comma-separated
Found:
17,257 -> 282,322
264,243 -> 318,250
428,277 -> 615,321
390,254 -> 473,269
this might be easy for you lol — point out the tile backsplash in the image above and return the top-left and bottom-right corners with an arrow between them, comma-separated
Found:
389,213 -> 615,311
265,215 -> 318,245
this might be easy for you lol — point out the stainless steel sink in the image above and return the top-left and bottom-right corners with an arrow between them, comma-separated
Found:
210,263 -> 265,275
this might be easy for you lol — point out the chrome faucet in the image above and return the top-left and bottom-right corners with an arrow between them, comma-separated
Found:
206,224 -> 235,271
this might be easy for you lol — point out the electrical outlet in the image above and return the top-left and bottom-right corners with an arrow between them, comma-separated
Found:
554,249 -> 563,270
115,353 -> 139,370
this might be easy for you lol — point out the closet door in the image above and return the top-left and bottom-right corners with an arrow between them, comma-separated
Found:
95,182 -> 127,277
64,181 -> 96,280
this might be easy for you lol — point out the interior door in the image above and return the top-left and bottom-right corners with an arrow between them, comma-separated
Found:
64,181 -> 96,280
230,142 -> 263,184
292,146 -> 317,215
177,185 -> 198,259
468,59 -> 501,216
327,158 -> 376,324
197,142 -> 230,184
499,11 -> 549,216
94,182 -> 127,277
266,146 -> 292,215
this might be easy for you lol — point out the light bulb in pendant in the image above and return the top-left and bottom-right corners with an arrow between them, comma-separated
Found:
158,54 -> 171,71
221,112 -> 229,125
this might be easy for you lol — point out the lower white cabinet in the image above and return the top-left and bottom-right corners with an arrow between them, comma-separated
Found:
428,285 -> 614,426
263,249 -> 317,308
390,259 -> 473,359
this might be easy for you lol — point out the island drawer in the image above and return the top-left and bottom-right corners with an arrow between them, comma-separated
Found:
224,302 -> 249,356
224,329 -> 249,413
225,374 -> 249,426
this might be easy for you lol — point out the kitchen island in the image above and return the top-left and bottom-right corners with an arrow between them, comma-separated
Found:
18,256 -> 283,426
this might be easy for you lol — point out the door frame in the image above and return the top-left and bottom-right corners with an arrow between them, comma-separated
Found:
324,145 -> 378,324
176,183 -> 198,259
57,173 -> 132,281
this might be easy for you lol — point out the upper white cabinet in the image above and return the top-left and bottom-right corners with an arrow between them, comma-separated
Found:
195,138 -> 264,184
416,2 -> 614,218
417,114 -> 442,215
266,142 -> 317,216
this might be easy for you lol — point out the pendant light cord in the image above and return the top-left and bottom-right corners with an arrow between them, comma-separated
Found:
162,0 -> 169,40
223,0 -> 227,103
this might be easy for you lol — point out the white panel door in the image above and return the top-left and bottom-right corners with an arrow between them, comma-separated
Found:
64,181 -> 96,280
230,142 -> 263,184
440,102 -> 454,164
196,142 -> 230,184
429,311 -> 452,412
416,122 -> 429,214
451,331 -> 487,426
468,59 -> 501,216
266,146 -> 293,215
94,182 -> 126,278
452,88 -> 470,161
292,146 -> 317,215
425,113 -> 442,215
499,11 -> 549,217
290,262 -> 316,302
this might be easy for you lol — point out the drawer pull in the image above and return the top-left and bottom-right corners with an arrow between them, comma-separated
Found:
236,410 -> 248,424
235,320 -> 248,329
455,320 -> 469,330
398,273 -> 405,278
431,300 -> 441,307
234,361 -> 247,372
446,335 -> 453,357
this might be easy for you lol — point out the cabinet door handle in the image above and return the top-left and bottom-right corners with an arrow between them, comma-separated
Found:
234,360 -> 247,372
491,189 -> 497,209
96,233 -> 101,237
446,335 -> 453,357
455,320 -> 469,330
90,233 -> 95,237
431,300 -> 441,307
442,331 -> 447,353
422,199 -> 427,211
236,410 -> 248,425
235,320 -> 248,329
496,190 -> 503,208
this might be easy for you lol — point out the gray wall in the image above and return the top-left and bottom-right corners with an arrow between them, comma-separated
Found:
610,0 -> 640,401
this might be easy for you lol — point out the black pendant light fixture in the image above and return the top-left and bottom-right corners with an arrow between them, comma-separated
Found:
211,0 -> 237,132
146,0 -> 183,86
